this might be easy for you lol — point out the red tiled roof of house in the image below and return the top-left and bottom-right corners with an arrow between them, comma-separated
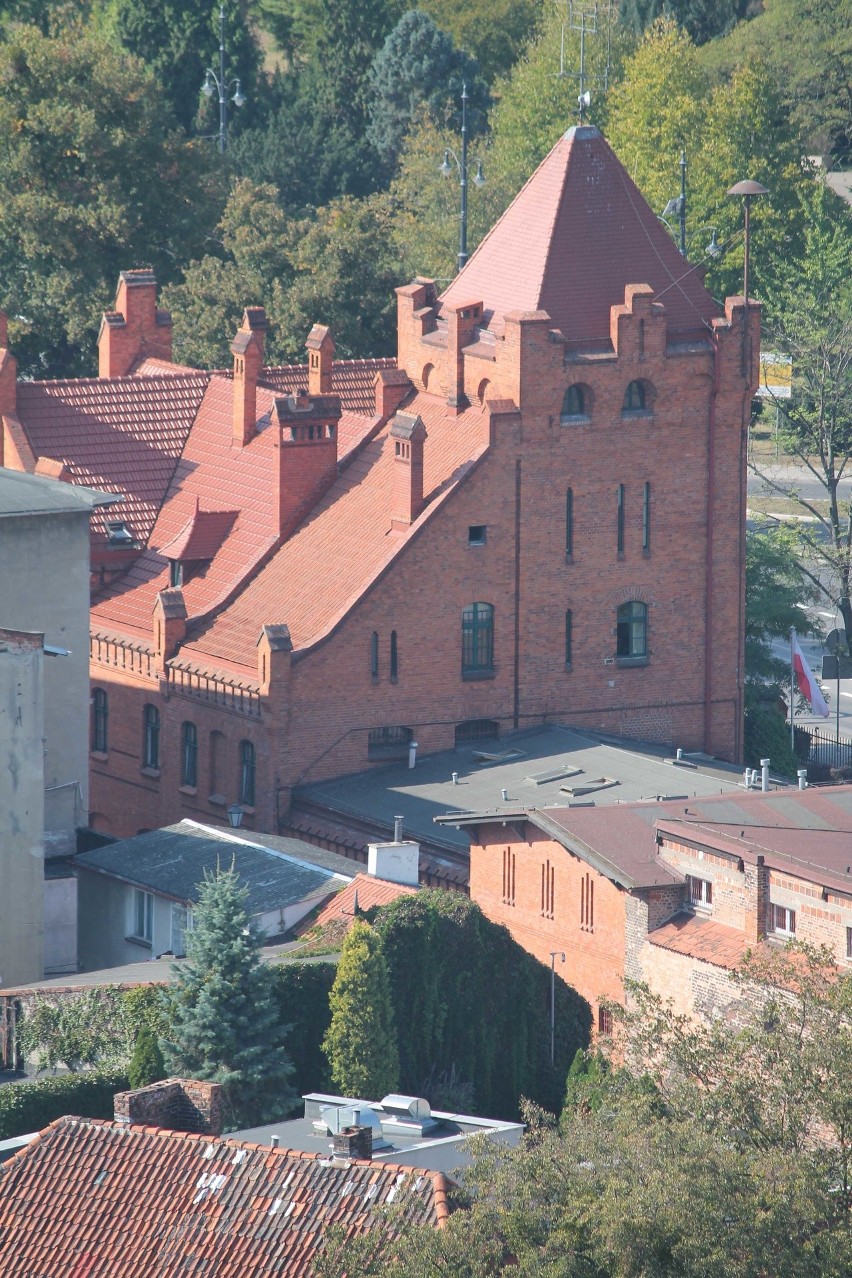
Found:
0,1116 -> 449,1275
264,357 -> 396,416
440,125 -> 720,346
15,372 -> 210,545
648,912 -> 755,970
91,372 -> 387,646
310,873 -> 418,929
179,390 -> 488,671
160,502 -> 239,562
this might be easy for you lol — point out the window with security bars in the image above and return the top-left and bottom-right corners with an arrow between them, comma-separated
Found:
91,688 -> 108,753
462,602 -> 494,675
368,726 -> 412,760
616,601 -> 647,658
687,875 -> 712,908
598,1005 -> 613,1036
770,903 -> 796,936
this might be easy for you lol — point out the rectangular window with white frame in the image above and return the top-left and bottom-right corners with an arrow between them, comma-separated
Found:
687,874 -> 712,909
132,889 -> 154,944
846,925 -> 851,960
769,903 -> 796,937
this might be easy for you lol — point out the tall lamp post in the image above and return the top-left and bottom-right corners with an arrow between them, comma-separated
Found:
727,179 -> 769,375
440,84 -> 485,275
660,150 -> 687,257
202,5 -> 246,154
549,951 -> 566,1065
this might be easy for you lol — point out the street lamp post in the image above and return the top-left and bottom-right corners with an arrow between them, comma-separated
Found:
440,84 -> 485,275
202,5 -> 246,154
727,179 -> 769,375
660,150 -> 687,257
549,951 -> 566,1066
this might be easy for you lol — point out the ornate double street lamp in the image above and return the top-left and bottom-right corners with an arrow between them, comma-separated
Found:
440,84 -> 485,275
202,5 -> 246,153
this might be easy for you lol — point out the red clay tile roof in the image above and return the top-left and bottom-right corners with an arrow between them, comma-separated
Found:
264,358 -> 396,417
160,502 -> 239,562
16,372 -> 210,545
648,912 -> 755,970
180,390 -> 488,670
0,1116 -> 448,1276
440,125 -> 720,347
310,873 -> 418,929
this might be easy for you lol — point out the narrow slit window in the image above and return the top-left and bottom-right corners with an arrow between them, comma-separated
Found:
565,487 -> 573,558
565,608 -> 573,665
617,484 -> 625,555
370,631 -> 379,679
390,630 -> 398,680
642,481 -> 651,551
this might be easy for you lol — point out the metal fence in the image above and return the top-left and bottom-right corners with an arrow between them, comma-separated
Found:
794,725 -> 852,773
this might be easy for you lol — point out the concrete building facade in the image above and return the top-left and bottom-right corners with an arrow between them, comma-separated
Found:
0,126 -> 758,842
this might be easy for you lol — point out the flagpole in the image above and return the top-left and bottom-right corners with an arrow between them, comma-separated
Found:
790,626 -> 795,753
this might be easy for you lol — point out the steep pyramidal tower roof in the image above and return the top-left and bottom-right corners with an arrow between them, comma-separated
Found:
440,125 -> 721,345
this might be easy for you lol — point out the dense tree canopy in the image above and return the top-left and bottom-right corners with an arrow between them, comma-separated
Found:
0,21 -> 220,376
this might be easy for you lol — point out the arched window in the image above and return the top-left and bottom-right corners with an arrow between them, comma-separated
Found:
622,380 -> 647,412
477,378 -> 491,405
370,631 -> 379,679
422,362 -> 434,391
462,602 -> 494,675
616,601 -> 648,658
390,630 -> 398,681
560,384 -> 586,422
455,718 -> 500,745
91,688 -> 108,753
142,704 -> 160,769
181,721 -> 198,788
565,609 -> 573,665
239,740 -> 256,807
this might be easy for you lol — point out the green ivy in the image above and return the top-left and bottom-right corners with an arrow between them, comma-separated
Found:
0,1070 -> 129,1141
270,961 -> 337,1095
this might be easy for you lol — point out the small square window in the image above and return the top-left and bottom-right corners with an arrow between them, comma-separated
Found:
769,903 -> 796,936
468,526 -> 487,546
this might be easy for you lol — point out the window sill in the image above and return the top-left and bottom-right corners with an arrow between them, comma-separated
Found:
140,766 -> 160,779
462,668 -> 496,681
179,785 -> 197,796
90,750 -> 108,763
621,409 -> 653,420
616,655 -> 649,668
125,936 -> 152,950
559,415 -> 591,426
642,548 -> 651,558
208,793 -> 226,807
564,662 -> 573,673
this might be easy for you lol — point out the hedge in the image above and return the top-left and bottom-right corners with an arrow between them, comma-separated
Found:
271,961 -> 337,1095
0,1069 -> 129,1141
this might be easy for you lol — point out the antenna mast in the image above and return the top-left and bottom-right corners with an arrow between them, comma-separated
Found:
554,1 -> 615,123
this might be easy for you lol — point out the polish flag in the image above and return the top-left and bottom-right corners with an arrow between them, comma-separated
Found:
792,631 -> 830,717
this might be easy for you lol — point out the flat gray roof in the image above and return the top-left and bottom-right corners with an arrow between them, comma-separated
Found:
73,820 -> 355,912
0,469 -> 117,517
297,724 -> 749,856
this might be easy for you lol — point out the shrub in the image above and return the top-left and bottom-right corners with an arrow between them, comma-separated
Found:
128,1025 -> 166,1090
271,961 -> 337,1095
0,1070 -> 129,1141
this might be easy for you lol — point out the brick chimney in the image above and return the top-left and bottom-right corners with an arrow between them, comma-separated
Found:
114,1078 -> 222,1136
332,1124 -> 373,1161
257,623 -> 292,697
375,368 -> 412,419
274,389 -> 342,540
232,307 -> 267,447
153,588 -> 187,665
98,269 -> 173,378
389,412 -> 427,530
0,310 -> 17,421
445,299 -> 483,413
306,324 -> 335,395
743,854 -> 769,943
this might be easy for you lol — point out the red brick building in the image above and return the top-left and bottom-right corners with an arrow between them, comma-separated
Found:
0,125 -> 757,840
445,786 -> 852,1029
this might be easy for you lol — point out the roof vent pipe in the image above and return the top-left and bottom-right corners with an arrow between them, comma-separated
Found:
270,1134 -> 280,1149
798,768 -> 808,791
393,815 -> 404,843
676,748 -> 683,760
760,758 -> 770,792
408,740 -> 418,769
501,788 -> 509,802
452,772 -> 459,785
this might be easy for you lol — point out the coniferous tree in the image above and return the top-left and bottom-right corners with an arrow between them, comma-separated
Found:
128,1024 -> 166,1090
323,919 -> 399,1099
163,864 -> 294,1127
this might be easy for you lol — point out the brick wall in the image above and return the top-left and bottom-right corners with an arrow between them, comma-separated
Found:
469,825 -> 627,1021
114,1078 -> 223,1136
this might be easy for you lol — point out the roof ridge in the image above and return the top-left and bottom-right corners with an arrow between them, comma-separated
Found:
23,371 -> 210,390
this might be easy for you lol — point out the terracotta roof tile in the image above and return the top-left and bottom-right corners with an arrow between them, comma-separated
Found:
160,502 -> 239,562
264,358 -> 396,417
181,391 -> 488,669
0,1117 -> 447,1275
440,125 -> 720,346
310,873 -> 417,928
648,912 -> 755,970
16,372 -> 209,545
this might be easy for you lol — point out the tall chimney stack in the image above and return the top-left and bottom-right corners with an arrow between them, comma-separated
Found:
389,412 -> 427,530
98,269 -> 172,378
305,324 -> 335,395
231,307 -> 267,447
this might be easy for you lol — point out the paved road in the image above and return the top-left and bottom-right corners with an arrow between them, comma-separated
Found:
748,464 -> 852,505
